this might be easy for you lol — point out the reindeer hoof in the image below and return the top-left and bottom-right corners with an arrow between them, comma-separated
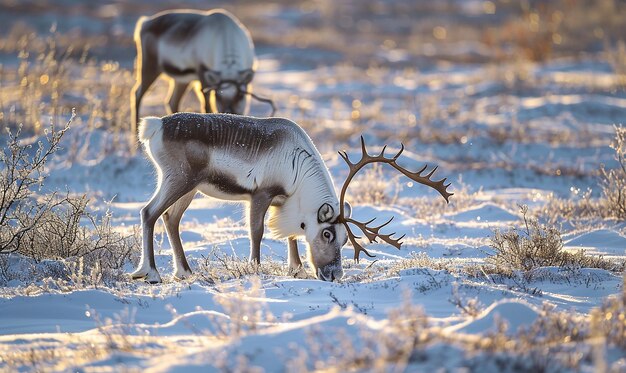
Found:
289,265 -> 310,279
173,268 -> 193,281
131,268 -> 162,284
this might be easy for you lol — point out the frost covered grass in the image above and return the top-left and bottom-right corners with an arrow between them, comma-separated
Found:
196,251 -> 302,284
538,125 -> 626,224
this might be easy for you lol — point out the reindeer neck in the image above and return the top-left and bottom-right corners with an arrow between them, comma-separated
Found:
288,140 -> 339,215
266,131 -> 339,238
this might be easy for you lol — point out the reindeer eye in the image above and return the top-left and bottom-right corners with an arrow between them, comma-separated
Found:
323,229 -> 334,242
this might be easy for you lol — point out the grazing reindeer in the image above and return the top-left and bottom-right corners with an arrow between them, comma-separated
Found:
132,113 -> 453,283
130,9 -> 259,135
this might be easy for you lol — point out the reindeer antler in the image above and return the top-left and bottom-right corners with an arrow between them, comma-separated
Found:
338,136 -> 453,261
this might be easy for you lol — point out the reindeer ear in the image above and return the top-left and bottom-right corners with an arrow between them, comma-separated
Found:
317,203 -> 334,223
239,69 -> 254,84
343,202 -> 352,218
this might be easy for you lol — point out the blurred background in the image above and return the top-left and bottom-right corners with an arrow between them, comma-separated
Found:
2,0 -> 625,67
1,0 -> 625,132
0,0 -> 625,191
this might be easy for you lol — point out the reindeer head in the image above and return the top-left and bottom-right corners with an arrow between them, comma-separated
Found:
201,68 -> 276,116
200,68 -> 254,115
300,202 -> 352,281
336,137 -> 454,262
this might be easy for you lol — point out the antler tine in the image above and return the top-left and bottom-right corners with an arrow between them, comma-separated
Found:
363,217 -> 377,225
338,150 -> 352,167
347,232 -> 376,262
378,145 -> 388,157
376,231 -> 405,249
393,143 -> 405,160
345,217 -> 382,243
388,162 -> 453,202
425,165 -> 439,178
338,136 -> 454,262
370,216 -> 394,232
360,136 -> 369,158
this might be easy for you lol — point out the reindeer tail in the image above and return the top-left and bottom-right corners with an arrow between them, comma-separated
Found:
138,117 -> 163,143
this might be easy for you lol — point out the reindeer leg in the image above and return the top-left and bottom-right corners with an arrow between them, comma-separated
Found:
193,84 -> 215,114
233,84 -> 252,115
162,190 -> 195,280
248,191 -> 273,264
287,237 -> 307,278
133,203 -> 163,284
166,81 -> 190,114
130,34 -> 160,135
132,176 -> 195,284
288,238 -> 302,270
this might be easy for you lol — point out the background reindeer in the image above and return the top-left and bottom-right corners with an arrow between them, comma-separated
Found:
130,9 -> 257,135
132,112 -> 452,283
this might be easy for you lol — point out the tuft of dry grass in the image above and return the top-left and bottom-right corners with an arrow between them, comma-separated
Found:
196,250 -> 306,284
538,125 -> 626,223
488,205 -> 621,273
387,252 -> 453,276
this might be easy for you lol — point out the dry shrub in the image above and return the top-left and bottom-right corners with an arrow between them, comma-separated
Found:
1,115 -> 74,254
0,112 -> 138,285
505,281 -> 626,369
489,205 -> 619,272
600,125 -> 626,219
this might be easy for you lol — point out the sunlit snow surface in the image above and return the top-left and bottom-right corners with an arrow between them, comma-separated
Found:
2,21 -> 626,373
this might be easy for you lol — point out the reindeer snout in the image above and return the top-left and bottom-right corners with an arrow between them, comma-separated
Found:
216,84 -> 238,99
317,264 -> 343,282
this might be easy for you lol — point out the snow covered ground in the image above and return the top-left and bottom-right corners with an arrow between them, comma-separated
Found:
1,1 -> 626,372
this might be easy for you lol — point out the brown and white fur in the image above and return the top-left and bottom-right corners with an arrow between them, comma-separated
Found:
130,9 -> 256,134
132,113 -> 351,283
